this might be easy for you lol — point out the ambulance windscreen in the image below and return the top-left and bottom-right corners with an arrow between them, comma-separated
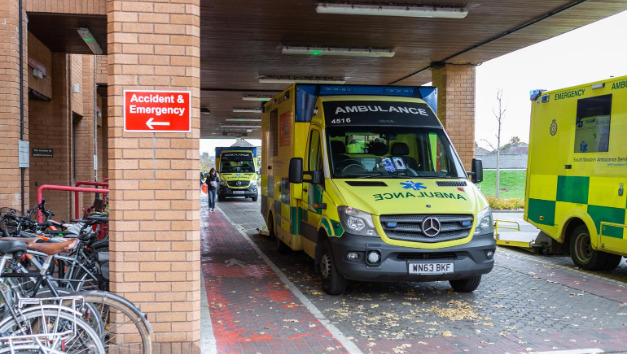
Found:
220,152 -> 255,173
326,127 -> 465,179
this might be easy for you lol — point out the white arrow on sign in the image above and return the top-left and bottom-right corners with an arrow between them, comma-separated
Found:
145,117 -> 171,130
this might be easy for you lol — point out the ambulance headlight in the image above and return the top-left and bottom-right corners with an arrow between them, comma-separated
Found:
338,206 -> 378,237
474,207 -> 494,236
219,180 -> 226,186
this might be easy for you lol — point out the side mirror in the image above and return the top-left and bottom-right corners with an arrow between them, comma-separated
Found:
470,158 -> 483,183
288,158 -> 303,183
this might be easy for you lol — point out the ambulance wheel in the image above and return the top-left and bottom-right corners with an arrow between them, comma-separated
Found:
251,195 -> 258,202
320,239 -> 346,295
276,236 -> 291,254
449,275 -> 481,292
570,225 -> 607,270
268,214 -> 290,254
602,254 -> 623,271
267,213 -> 275,238
218,194 -> 225,201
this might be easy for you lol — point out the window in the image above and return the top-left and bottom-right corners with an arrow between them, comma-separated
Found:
326,126 -> 464,179
308,130 -> 322,172
574,94 -> 612,153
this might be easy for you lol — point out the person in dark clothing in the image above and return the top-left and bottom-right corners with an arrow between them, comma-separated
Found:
205,168 -> 219,212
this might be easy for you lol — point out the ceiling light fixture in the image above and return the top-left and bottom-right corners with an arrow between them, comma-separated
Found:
242,95 -> 274,101
233,108 -> 263,113
315,3 -> 468,19
221,125 -> 261,129
223,131 -> 248,137
259,76 -> 346,84
225,118 -> 261,122
77,27 -> 103,55
282,45 -> 395,57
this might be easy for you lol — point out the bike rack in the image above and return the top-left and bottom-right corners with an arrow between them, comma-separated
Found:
37,185 -> 110,222
74,181 -> 109,219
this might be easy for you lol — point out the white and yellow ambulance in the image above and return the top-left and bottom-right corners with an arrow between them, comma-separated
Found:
526,75 -> 627,270
261,84 -> 495,295
215,147 -> 259,201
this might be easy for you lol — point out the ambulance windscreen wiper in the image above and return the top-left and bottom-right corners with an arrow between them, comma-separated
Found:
355,174 -> 384,179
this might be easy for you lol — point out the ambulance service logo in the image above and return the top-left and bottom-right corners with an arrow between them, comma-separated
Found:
401,181 -> 427,191
550,118 -> 558,136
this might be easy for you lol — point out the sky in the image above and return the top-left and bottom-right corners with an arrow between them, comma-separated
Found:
475,9 -> 627,149
200,9 -> 627,154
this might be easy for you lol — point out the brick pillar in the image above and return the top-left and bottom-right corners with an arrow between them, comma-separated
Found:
75,54 -> 97,211
0,0 -> 28,209
28,53 -> 72,218
108,1 -> 201,352
96,55 -> 108,182
431,63 -> 476,169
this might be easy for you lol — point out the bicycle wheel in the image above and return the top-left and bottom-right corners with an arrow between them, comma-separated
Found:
0,308 -> 105,353
74,291 -> 152,354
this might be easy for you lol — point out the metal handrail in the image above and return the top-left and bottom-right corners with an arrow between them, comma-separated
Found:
74,181 -> 109,218
36,185 -> 110,222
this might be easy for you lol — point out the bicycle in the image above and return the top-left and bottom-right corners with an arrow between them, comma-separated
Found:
0,240 -> 105,353
0,237 -> 152,353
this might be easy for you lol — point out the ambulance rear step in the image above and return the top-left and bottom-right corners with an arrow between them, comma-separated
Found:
495,219 -> 552,251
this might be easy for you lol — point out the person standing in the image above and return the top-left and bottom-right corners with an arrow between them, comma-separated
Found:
205,168 -> 219,212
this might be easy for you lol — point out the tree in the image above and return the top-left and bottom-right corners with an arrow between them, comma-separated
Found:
482,89 -> 507,199
200,152 -> 213,174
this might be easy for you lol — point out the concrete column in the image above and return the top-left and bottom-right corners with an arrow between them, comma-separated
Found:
0,0 -> 27,209
431,63 -> 476,169
108,1 -> 201,352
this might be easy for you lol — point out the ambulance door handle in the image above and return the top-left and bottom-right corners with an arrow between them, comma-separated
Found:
619,183 -> 624,197
303,188 -> 308,192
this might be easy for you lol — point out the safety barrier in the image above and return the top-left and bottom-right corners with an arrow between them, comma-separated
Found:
74,181 -> 109,219
37,184 -> 110,222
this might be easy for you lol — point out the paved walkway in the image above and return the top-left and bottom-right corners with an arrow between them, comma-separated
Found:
201,202 -> 352,353
201,199 -> 627,353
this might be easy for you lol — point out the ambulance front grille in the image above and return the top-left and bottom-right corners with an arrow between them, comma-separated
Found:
379,214 -> 473,243
227,180 -> 250,188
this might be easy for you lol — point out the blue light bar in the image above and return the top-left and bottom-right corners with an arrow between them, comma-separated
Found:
317,85 -> 437,114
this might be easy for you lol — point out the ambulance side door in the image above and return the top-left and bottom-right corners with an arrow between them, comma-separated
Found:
300,128 -> 324,248
585,94 -> 627,255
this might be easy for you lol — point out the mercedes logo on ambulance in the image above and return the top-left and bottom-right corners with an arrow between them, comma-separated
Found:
421,217 -> 441,237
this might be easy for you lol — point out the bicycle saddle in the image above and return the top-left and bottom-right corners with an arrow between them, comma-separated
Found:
0,240 -> 28,255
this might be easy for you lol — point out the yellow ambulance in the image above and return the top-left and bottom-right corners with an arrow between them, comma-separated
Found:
261,84 -> 495,295
215,147 -> 259,201
526,75 -> 627,270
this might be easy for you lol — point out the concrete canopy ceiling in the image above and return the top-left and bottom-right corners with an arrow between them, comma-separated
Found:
28,13 -> 107,55
200,0 -> 626,139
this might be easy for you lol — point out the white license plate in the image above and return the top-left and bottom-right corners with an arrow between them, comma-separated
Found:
232,191 -> 245,194
408,262 -> 454,275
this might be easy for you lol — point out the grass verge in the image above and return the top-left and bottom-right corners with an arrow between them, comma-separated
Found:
479,170 -> 526,210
